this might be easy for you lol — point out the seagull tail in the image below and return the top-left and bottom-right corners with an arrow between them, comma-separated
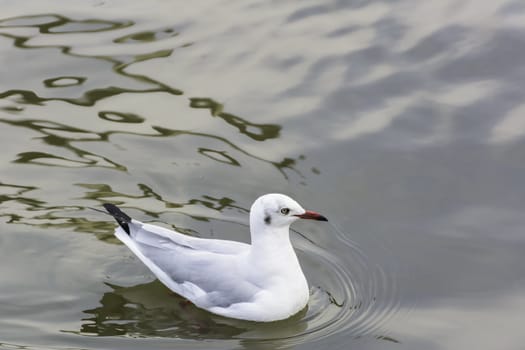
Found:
102,203 -> 132,235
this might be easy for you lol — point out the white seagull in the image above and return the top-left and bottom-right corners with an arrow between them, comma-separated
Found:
103,193 -> 327,322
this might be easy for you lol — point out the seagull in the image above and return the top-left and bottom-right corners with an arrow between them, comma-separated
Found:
103,193 -> 327,322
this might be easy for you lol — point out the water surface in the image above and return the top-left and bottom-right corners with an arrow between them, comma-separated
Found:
1,1 -> 525,349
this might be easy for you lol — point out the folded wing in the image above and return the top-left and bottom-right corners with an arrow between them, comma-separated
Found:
115,219 -> 258,309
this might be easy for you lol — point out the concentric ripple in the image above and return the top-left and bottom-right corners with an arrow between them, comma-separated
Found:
235,222 -> 402,346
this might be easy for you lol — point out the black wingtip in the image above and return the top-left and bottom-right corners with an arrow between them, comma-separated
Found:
103,203 -> 132,235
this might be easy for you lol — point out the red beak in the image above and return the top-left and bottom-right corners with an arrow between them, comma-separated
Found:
295,210 -> 328,222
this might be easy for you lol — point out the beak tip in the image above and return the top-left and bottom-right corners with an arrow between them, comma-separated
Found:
296,210 -> 328,222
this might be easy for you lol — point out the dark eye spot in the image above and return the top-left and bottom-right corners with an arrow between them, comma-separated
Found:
264,215 -> 271,225
280,208 -> 290,215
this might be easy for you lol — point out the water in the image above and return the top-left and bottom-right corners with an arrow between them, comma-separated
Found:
1,1 -> 525,349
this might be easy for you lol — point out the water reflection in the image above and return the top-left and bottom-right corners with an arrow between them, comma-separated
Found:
0,13 -> 306,185
73,280 -> 352,344
44,76 -> 86,88
198,148 -> 241,166
0,179 -> 248,239
0,115 -> 301,175
98,111 -> 144,124
0,14 -> 181,107
78,182 -> 247,219
77,280 -> 249,339
189,98 -> 281,141
0,14 -> 132,33
0,10 -> 396,348
114,28 -> 179,44
0,118 -> 126,170
152,126 -> 304,178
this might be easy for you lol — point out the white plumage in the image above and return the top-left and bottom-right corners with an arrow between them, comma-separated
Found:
104,193 -> 327,322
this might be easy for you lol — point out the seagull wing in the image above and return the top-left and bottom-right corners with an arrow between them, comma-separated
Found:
113,217 -> 258,309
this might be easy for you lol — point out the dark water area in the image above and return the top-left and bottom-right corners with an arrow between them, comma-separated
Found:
1,1 -> 525,349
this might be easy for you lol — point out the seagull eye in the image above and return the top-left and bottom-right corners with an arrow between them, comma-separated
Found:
280,208 -> 290,215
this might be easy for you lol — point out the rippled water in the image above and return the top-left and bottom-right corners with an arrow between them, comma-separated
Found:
2,1 -> 525,349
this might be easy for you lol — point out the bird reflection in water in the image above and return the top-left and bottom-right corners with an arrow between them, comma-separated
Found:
76,280 -> 308,340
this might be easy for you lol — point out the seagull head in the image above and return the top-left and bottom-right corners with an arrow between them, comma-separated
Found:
250,193 -> 328,229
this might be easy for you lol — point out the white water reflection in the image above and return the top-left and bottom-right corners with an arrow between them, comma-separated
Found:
491,103 -> 525,144
388,290 -> 525,349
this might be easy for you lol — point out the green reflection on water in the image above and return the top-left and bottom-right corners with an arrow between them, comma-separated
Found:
0,13 -> 133,33
0,179 -> 249,241
190,97 -> 281,141
43,76 -> 86,88
0,14 -> 182,106
98,111 -> 145,124
114,28 -> 179,44
198,148 -> 241,166
0,118 -> 126,170
74,281 -> 247,339
70,280 -> 311,342
0,12 -> 312,247
0,13 -> 302,175
153,126 -> 304,178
